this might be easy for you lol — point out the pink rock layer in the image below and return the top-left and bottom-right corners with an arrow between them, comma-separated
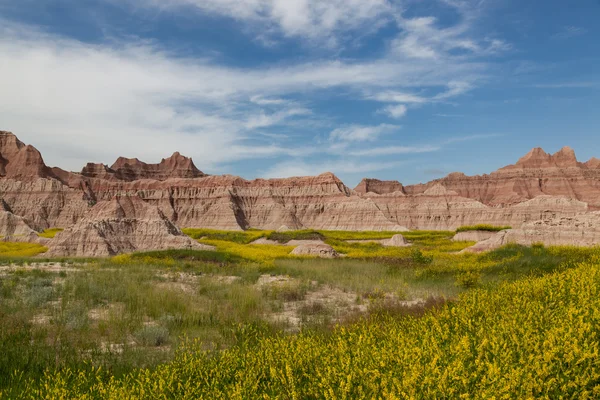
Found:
1,130 -> 599,235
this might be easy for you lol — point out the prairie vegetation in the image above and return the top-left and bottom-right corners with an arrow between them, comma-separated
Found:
0,242 -> 48,257
456,224 -> 512,232
38,228 -> 64,239
1,229 -> 599,398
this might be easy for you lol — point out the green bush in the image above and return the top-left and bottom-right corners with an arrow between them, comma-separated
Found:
455,270 -> 481,288
411,248 -> 433,265
135,326 -> 170,347
267,230 -> 325,243
456,224 -> 511,233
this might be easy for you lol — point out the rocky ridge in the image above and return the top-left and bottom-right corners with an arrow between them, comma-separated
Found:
1,130 -> 600,255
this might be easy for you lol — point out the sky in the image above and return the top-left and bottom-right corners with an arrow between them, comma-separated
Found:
1,0 -> 599,187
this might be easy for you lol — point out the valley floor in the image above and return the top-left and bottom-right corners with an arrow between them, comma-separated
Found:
1,230 -> 599,398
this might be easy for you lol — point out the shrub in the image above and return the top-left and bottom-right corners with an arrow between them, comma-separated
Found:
455,270 -> 481,288
181,229 -> 269,244
25,286 -> 54,307
135,326 -> 170,347
262,282 -> 307,302
411,248 -> 434,265
267,230 -> 325,243
456,224 -> 512,233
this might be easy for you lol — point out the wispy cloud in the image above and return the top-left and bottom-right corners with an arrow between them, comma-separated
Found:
250,95 -> 290,106
370,91 -> 427,104
0,0 -> 509,178
120,0 -> 394,48
443,133 -> 504,144
380,104 -> 408,119
552,26 -> 587,40
245,107 -> 312,129
330,124 -> 399,142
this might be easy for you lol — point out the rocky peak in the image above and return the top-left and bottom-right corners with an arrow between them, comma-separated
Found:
503,146 -> 580,170
0,131 -> 26,158
0,132 -> 54,180
355,178 -> 405,195
551,146 -> 578,168
158,152 -> 204,179
584,157 -> 600,169
110,153 -> 204,181
81,163 -> 116,179
513,147 -> 553,169
111,157 -> 142,170
447,172 -> 467,179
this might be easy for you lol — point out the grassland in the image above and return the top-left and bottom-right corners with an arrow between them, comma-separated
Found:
1,229 -> 599,398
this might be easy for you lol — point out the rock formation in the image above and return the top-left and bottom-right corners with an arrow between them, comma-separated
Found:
463,212 -> 600,252
46,196 -> 213,257
381,234 -> 410,247
354,179 -> 404,195
403,146 -> 600,209
0,209 -> 37,238
290,243 -> 340,258
1,130 -> 600,253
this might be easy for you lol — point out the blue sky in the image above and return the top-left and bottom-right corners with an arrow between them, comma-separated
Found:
1,0 -> 599,187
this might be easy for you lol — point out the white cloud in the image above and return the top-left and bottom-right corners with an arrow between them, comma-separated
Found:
370,91 -> 427,104
329,124 -> 399,142
124,0 -> 393,47
250,95 -> 289,105
245,107 -> 312,129
381,104 -> 408,119
433,81 -> 473,100
0,0 -> 506,176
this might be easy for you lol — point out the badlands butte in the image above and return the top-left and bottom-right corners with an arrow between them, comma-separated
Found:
1,130 -> 600,256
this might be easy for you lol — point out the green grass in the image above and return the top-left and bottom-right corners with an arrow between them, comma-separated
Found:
456,224 -> 512,233
14,255 -> 600,398
38,228 -> 64,239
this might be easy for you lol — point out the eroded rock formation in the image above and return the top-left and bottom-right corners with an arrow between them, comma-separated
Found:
46,196 -> 213,257
354,179 -> 404,195
403,147 -> 600,209
463,212 -> 600,252
1,130 -> 600,255
290,243 -> 340,258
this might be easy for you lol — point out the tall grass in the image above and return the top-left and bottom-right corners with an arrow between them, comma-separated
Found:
17,258 -> 600,398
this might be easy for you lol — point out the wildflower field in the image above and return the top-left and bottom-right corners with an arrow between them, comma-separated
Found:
1,230 -> 600,398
